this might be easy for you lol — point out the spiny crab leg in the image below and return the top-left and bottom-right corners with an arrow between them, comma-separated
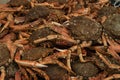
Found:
96,51 -> 120,70
34,34 -> 78,44
0,66 -> 5,80
15,50 -> 47,68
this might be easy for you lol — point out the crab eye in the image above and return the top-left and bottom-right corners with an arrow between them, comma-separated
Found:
113,0 -> 120,7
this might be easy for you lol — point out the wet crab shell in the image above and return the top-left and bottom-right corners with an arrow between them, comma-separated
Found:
103,14 -> 120,39
66,16 -> 102,41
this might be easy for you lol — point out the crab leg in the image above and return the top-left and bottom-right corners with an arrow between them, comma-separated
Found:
26,68 -> 38,80
0,5 -> 23,12
106,36 -> 120,61
15,50 -> 47,68
19,66 -> 29,80
32,68 -> 50,80
0,12 -> 9,19
108,48 -> 120,61
34,34 -> 77,44
77,46 -> 86,62
96,51 -> 120,69
9,19 -> 40,31
67,51 -> 71,69
107,37 -> 120,52
77,41 -> 92,62
0,21 -> 10,33
102,33 -> 108,46
0,66 -> 5,80
15,70 -> 21,80
103,74 -> 120,80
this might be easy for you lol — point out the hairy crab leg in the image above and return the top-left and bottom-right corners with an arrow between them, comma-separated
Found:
32,68 -> 50,80
15,50 -> 47,68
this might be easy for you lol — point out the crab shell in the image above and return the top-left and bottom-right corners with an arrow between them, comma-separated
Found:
66,16 -> 102,41
103,14 -> 120,39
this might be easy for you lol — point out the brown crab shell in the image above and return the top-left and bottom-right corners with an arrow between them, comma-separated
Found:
66,16 -> 102,41
103,14 -> 120,39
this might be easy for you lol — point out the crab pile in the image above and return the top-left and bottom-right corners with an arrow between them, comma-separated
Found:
0,0 -> 120,80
